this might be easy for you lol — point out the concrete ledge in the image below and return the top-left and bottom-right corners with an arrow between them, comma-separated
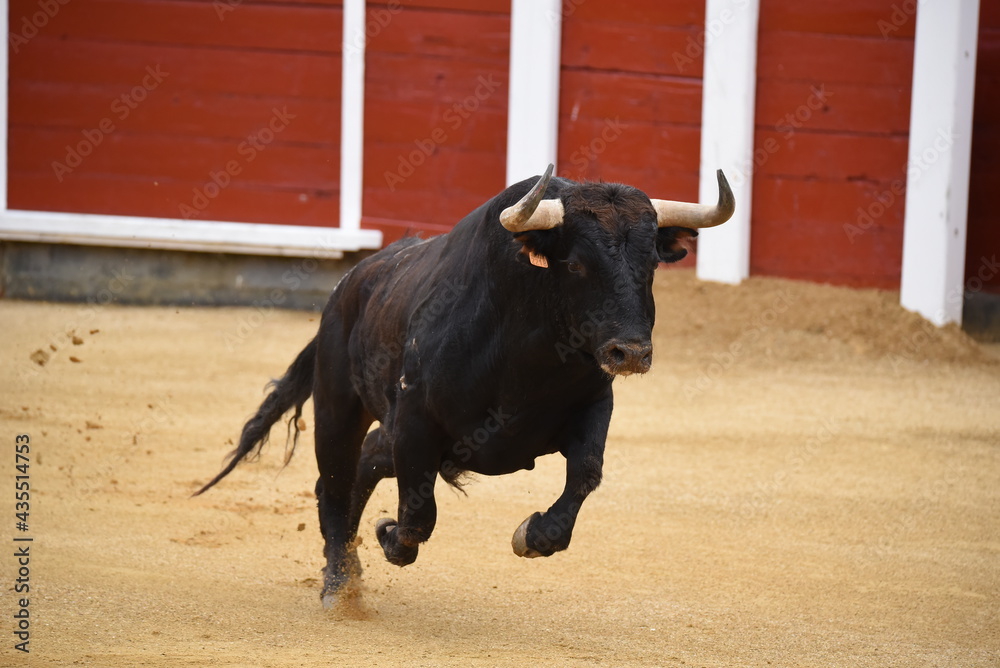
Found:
0,241 -> 369,310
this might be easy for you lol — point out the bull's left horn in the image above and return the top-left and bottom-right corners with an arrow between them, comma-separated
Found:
500,163 -> 565,233
651,169 -> 735,229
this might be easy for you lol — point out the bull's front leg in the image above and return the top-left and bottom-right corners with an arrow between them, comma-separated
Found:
375,395 -> 447,567
511,392 -> 612,558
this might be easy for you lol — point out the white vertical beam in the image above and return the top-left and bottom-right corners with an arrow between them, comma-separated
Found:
696,0 -> 760,285
900,0 -> 980,326
340,0 -> 366,233
506,0 -> 562,185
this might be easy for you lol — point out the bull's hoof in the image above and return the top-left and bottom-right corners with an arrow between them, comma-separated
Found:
320,547 -> 365,611
376,517 -> 419,566
511,513 -> 544,558
321,579 -> 370,619
375,517 -> 397,541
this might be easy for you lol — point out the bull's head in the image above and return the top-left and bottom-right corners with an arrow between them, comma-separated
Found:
500,164 -> 734,376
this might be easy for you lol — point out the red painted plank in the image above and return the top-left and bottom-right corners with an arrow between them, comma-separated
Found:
9,0 -> 342,54
362,216 -> 454,246
752,130 -> 909,183
11,127 -> 339,191
391,0 -> 509,14
559,120 -> 699,181
160,0 -> 341,4
755,79 -> 910,135
560,70 -> 702,126
759,0 -> 917,39
568,0 -> 702,26
365,103 -> 504,153
967,22 -> 1000,293
363,187 -> 501,229
364,146 -> 504,197
12,37 -> 341,99
757,32 -> 914,87
360,4 -> 509,237
553,164 -> 698,204
750,177 -> 904,289
966,185 -> 1000,294
973,32 -> 1000,112
9,173 -> 341,227
616,169 -> 698,203
10,82 -> 340,145
982,3 -> 1000,29
366,53 -> 508,108
561,19 -> 703,78
366,8 -> 509,61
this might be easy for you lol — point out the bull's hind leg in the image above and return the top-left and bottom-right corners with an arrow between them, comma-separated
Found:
348,427 -> 395,538
313,374 -> 374,608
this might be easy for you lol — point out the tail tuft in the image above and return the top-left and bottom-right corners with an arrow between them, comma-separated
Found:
194,337 -> 317,496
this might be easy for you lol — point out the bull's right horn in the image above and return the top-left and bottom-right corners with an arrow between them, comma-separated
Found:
651,169 -> 735,229
500,164 -> 565,233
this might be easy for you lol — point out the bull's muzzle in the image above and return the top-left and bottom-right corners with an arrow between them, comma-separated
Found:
597,339 -> 653,376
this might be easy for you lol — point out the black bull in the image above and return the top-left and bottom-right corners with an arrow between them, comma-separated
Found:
197,165 -> 734,607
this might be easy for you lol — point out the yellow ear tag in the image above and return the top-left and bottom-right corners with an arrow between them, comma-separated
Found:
528,252 -> 549,269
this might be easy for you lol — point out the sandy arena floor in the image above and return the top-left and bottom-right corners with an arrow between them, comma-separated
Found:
1,269 -> 998,667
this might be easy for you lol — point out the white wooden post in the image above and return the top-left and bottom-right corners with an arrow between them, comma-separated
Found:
340,0 -> 367,233
696,0 -> 760,284
506,0 -> 563,185
899,0 -> 981,325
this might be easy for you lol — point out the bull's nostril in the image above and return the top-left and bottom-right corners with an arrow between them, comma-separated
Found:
598,340 -> 653,374
609,347 -> 627,365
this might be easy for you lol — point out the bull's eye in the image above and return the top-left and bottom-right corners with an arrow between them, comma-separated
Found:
566,261 -> 586,276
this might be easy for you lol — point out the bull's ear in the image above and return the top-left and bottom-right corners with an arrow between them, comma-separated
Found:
656,227 -> 697,264
512,229 -> 560,269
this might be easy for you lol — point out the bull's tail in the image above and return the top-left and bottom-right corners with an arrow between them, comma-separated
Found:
194,336 -> 318,496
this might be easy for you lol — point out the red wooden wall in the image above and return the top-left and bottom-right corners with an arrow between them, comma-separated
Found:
752,1 -> 915,289
8,0 -> 344,227
559,0 -> 705,267
361,0 -> 510,243
967,1 -> 1000,294
7,0 -> 994,297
